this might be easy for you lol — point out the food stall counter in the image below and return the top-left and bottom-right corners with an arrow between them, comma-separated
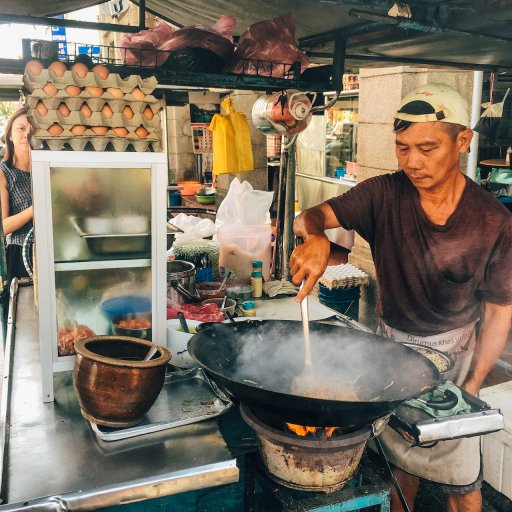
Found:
0,284 -> 238,511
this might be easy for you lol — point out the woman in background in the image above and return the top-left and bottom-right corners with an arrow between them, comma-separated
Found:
0,108 -> 33,284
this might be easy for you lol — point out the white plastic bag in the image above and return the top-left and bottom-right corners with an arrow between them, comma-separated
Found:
170,213 -> 216,242
215,178 -> 274,230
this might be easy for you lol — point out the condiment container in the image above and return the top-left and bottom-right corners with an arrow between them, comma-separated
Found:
241,300 -> 257,317
251,271 -> 263,298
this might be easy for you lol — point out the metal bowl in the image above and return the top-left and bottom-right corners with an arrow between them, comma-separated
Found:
402,343 -> 454,374
112,312 -> 152,341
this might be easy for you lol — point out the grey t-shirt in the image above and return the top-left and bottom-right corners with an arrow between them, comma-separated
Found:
326,171 -> 512,335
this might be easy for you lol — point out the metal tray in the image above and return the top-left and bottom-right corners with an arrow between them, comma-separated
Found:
389,388 -> 504,445
90,367 -> 233,442
70,216 -> 150,255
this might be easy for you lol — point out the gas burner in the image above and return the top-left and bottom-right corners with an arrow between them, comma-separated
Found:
240,403 -> 384,493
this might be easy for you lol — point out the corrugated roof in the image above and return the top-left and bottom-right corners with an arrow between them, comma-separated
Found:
2,1 -> 512,70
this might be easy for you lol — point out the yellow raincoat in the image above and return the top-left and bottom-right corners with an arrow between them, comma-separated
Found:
209,98 -> 254,175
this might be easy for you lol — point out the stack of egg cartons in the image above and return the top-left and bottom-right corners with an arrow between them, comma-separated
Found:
23,60 -> 163,152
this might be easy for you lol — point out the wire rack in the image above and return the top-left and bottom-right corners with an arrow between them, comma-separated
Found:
28,39 -> 302,80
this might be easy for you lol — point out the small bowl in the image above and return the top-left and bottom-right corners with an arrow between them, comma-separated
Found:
202,297 -> 236,316
177,181 -> 202,196
197,281 -> 227,300
73,336 -> 171,427
115,215 -> 149,234
100,295 -> 151,321
166,319 -> 202,368
83,216 -> 114,235
195,194 -> 215,205
112,312 -> 152,340
226,285 -> 253,302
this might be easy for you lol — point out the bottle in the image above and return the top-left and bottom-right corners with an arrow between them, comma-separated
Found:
251,271 -> 263,298
242,300 -> 257,317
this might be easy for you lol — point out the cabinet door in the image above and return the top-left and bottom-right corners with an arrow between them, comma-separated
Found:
50,166 -> 152,262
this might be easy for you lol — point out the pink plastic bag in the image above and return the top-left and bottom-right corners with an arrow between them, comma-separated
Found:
120,21 -> 175,67
160,14 -> 236,61
226,13 -> 308,77
120,15 -> 236,67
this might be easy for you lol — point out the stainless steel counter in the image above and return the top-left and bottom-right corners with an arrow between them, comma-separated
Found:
0,284 -> 238,511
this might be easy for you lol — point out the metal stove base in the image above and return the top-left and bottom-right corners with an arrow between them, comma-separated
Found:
244,453 -> 391,511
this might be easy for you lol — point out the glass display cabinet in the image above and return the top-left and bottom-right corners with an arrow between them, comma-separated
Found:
324,91 -> 359,178
32,151 -> 168,402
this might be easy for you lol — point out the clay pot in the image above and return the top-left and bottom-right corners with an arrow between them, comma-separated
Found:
73,336 -> 171,427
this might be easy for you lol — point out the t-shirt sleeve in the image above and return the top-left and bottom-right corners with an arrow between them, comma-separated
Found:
482,217 -> 512,305
325,176 -> 385,244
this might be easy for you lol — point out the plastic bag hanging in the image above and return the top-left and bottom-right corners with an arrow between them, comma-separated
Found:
474,73 -> 510,143
209,98 -> 253,174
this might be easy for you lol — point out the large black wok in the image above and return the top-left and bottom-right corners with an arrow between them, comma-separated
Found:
188,320 -> 441,428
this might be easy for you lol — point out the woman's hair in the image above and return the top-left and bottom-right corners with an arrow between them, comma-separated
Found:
2,108 -> 32,167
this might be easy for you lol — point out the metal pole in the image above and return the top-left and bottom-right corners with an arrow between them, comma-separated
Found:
138,0 -> 146,30
272,138 -> 289,280
467,71 -> 484,181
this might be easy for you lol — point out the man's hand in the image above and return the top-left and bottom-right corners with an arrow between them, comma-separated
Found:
291,202 -> 341,302
290,234 -> 331,302
463,302 -> 512,395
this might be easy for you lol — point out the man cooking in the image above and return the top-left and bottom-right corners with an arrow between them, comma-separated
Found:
290,83 -> 512,512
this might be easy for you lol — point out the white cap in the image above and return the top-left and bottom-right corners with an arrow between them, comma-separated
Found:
395,83 -> 470,127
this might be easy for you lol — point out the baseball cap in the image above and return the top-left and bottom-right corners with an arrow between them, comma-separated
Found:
395,83 -> 469,127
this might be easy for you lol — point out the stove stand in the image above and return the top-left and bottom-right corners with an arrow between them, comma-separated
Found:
244,452 -> 391,512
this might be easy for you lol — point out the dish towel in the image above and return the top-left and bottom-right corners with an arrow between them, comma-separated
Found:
405,381 -> 471,418
263,279 -> 298,298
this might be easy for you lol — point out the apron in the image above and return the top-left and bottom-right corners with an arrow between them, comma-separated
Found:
369,320 -> 481,486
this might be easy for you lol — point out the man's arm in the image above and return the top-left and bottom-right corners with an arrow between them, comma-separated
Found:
463,302 -> 512,395
291,202 -> 341,302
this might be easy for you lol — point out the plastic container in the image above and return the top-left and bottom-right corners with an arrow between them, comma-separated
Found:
318,284 -> 360,320
251,271 -> 263,298
241,300 -> 257,317
177,181 -> 202,196
217,225 -> 272,283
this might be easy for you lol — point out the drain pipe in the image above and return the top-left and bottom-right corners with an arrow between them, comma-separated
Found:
467,71 -> 484,181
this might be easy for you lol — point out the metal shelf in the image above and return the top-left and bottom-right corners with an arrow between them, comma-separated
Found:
54,259 -> 152,272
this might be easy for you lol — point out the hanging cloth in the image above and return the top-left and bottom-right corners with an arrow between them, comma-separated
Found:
209,98 -> 254,174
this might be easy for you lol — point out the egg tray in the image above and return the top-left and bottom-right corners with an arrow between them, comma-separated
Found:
27,86 -> 160,104
26,96 -> 162,114
32,135 -> 162,153
23,69 -> 157,95
30,109 -> 161,131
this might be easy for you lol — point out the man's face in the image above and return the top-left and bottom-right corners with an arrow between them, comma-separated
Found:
395,121 -> 472,191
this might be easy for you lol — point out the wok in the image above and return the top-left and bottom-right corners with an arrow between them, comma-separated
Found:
188,320 -> 441,428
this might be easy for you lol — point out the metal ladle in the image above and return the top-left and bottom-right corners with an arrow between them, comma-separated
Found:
143,344 -> 158,361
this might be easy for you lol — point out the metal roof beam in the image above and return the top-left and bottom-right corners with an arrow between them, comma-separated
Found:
0,13 -> 144,33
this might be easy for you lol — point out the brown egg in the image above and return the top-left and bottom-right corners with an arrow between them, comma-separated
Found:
122,105 -> 134,119
101,104 -> 113,119
35,101 -> 48,117
91,126 -> 108,135
131,87 -> 145,100
71,62 -> 89,78
134,125 -> 149,139
25,60 -> 44,76
91,64 -> 109,80
47,123 -> 64,136
106,87 -> 124,99
79,102 -> 92,118
71,125 -> 86,136
143,106 -> 154,120
48,61 -> 67,77
66,85 -> 81,97
43,82 -> 59,97
57,102 -> 71,117
113,127 -> 128,137
85,86 -> 103,97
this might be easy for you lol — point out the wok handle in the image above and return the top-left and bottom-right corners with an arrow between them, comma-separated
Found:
170,280 -> 202,303
425,388 -> 459,410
